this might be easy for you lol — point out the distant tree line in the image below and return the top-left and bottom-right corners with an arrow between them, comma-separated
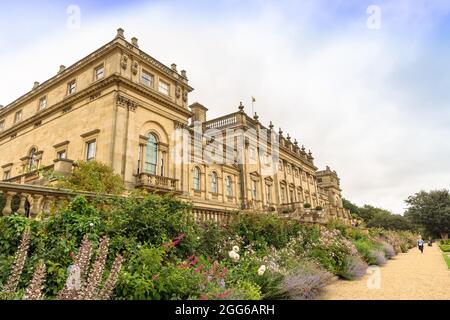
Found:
342,199 -> 414,231
344,189 -> 450,239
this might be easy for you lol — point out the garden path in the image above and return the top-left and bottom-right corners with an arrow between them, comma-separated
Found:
322,244 -> 450,300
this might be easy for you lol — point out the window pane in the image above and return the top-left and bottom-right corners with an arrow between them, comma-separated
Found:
193,167 -> 200,190
86,141 -> 96,161
141,71 -> 154,87
95,66 -> 104,80
159,81 -> 169,95
211,173 -> 217,193
145,133 -> 158,174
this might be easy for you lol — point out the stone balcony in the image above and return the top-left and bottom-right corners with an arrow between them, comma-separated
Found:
135,172 -> 179,193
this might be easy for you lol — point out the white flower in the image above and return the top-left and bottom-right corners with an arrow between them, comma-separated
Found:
232,245 -> 240,253
228,250 -> 237,259
89,223 -> 94,227
233,253 -> 240,262
257,265 -> 266,276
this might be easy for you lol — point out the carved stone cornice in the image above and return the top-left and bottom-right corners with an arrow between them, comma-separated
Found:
116,94 -> 138,112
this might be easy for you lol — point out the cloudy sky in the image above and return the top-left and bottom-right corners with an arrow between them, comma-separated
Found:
1,0 -> 449,213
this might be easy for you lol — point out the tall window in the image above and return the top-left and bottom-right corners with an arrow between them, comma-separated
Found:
158,80 -> 170,95
226,176 -> 233,197
86,140 -> 96,161
3,170 -> 10,181
14,110 -> 22,124
193,167 -> 201,191
145,133 -> 158,175
252,180 -> 258,200
141,70 -> 154,87
280,186 -> 286,203
266,184 -> 272,204
38,97 -> 47,111
67,80 -> 77,95
29,148 -> 38,170
94,65 -> 104,80
211,172 -> 218,193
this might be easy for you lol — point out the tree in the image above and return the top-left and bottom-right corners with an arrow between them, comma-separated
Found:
57,161 -> 125,195
366,213 -> 413,231
342,198 -> 360,217
405,189 -> 450,240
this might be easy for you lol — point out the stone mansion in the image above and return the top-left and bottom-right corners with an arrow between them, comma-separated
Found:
0,29 -> 354,223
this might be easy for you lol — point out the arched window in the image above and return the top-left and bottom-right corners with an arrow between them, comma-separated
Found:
193,167 -> 201,191
226,176 -> 233,196
211,172 -> 218,193
29,148 -> 37,170
145,133 -> 158,175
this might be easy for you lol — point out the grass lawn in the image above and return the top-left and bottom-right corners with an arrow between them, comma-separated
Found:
443,253 -> 450,269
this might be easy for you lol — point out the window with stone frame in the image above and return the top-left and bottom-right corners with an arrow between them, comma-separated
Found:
158,80 -> 170,95
226,176 -> 233,197
211,172 -> 218,194
0,119 -> 4,131
141,70 -> 154,88
38,96 -> 47,111
14,110 -> 23,124
251,180 -> 258,200
86,140 -> 96,161
57,150 -> 67,160
3,170 -> 10,181
193,167 -> 201,191
94,64 -> 104,80
67,80 -> 77,95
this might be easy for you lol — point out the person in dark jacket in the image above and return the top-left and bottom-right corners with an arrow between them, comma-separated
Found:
417,238 -> 424,253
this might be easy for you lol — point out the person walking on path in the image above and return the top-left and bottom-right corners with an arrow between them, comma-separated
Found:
417,238 -> 424,253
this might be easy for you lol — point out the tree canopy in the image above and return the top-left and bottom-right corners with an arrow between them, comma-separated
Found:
404,189 -> 450,239
57,160 -> 125,195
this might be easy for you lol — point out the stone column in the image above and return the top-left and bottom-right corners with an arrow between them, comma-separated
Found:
2,192 -> 16,216
29,195 -> 42,219
17,194 -> 29,216
42,196 -> 55,217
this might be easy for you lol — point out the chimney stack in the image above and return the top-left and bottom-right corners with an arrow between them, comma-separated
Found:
131,37 -> 139,48
58,65 -> 66,74
116,27 -> 125,39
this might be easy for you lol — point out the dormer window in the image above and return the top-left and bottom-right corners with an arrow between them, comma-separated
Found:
14,110 -> 22,124
67,80 -> 77,95
141,70 -> 154,88
38,96 -> 47,111
94,65 -> 104,80
158,80 -> 170,95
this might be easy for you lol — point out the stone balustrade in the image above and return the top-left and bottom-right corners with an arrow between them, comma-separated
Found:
135,172 -> 179,192
192,207 -> 237,224
0,182 -> 119,219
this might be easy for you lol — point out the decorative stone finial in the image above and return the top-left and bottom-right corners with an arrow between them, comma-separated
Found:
308,150 -> 312,156
131,37 -> 139,47
238,102 -> 244,111
294,139 -> 298,146
181,70 -> 187,78
301,145 -> 306,152
326,165 -> 330,171
253,112 -> 259,121
58,65 -> 66,74
116,28 -> 125,39
278,128 -> 283,136
33,81 -> 39,89
286,134 -> 291,141
171,63 -> 177,72
269,121 -> 274,130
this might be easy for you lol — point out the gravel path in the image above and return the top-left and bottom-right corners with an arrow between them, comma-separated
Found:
322,244 -> 450,300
